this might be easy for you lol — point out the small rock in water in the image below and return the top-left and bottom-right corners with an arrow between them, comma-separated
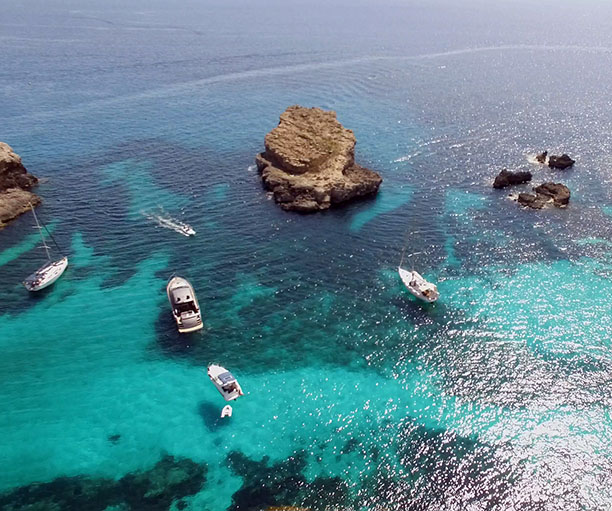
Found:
108,433 -> 121,444
548,154 -> 575,169
493,169 -> 532,189
535,151 -> 548,164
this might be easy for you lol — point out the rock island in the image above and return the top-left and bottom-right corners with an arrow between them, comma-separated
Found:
256,106 -> 382,212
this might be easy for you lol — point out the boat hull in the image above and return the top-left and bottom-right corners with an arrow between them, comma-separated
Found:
398,267 -> 439,303
208,364 -> 243,402
167,276 -> 203,333
23,257 -> 68,292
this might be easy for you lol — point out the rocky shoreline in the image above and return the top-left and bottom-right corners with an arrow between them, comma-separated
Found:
256,106 -> 382,212
0,142 -> 40,228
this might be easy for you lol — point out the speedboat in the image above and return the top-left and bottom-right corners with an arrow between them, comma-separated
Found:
178,223 -> 195,236
23,256 -> 69,292
208,364 -> 244,401
166,276 -> 203,333
398,267 -> 439,303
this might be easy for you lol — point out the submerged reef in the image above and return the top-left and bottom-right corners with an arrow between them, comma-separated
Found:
0,142 -> 40,228
227,451 -> 349,511
255,105 -> 382,212
0,454 -> 207,511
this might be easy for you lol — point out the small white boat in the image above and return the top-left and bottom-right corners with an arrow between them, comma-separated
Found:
23,204 -> 68,292
166,276 -> 203,333
398,267 -> 439,303
221,405 -> 233,418
144,209 -> 195,237
208,364 -> 244,402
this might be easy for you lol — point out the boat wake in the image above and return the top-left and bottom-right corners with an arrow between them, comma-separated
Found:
142,208 -> 195,237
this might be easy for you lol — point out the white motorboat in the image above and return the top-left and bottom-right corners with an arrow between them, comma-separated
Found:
398,267 -> 439,303
23,204 -> 68,292
208,364 -> 244,402
221,405 -> 233,418
143,209 -> 195,237
166,276 -> 203,333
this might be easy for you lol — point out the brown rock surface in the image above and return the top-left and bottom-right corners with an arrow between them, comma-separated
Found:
0,188 -> 41,227
517,182 -> 570,209
0,142 -> 40,228
493,169 -> 532,189
548,154 -> 575,169
256,106 -> 382,212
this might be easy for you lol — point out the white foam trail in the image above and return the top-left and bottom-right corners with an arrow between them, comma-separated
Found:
142,209 -> 195,237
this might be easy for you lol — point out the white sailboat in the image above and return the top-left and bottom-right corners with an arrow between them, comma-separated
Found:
398,249 -> 439,303
23,204 -> 68,292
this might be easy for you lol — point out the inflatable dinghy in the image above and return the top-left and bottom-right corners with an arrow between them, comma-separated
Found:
221,405 -> 233,418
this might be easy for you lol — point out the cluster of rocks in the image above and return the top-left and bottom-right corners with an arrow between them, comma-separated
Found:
517,182 -> 571,209
0,142 -> 40,228
492,151 -> 574,209
256,105 -> 382,212
535,150 -> 575,169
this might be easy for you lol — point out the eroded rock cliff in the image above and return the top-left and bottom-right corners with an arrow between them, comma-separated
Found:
256,106 -> 382,212
0,142 -> 40,228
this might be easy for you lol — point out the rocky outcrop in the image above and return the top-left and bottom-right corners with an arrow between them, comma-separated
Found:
0,188 -> 41,227
517,182 -> 570,209
0,142 -> 40,228
493,169 -> 532,189
534,182 -> 571,206
548,154 -> 575,169
535,151 -> 548,164
256,106 -> 382,212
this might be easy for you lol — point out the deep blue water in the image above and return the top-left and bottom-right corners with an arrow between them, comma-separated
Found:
2,0 -> 612,509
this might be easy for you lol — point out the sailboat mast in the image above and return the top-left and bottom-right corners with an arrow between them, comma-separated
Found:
30,203 -> 51,261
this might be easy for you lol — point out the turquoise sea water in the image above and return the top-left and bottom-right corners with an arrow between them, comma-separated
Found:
2,0 -> 612,509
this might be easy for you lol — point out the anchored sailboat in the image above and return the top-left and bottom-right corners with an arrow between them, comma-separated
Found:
398,247 -> 440,303
22,204 -> 68,292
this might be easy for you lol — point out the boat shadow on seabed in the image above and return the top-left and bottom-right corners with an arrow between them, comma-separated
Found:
197,400 -> 231,431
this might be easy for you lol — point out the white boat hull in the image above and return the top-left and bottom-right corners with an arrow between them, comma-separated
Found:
398,267 -> 439,303
167,276 -> 203,333
208,364 -> 243,402
23,257 -> 68,292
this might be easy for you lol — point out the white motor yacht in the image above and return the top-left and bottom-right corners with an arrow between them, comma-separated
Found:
166,276 -> 203,333
208,364 -> 244,401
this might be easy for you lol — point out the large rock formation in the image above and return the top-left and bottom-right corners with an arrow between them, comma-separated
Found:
517,182 -> 570,209
256,106 -> 382,212
493,169 -> 532,189
0,142 -> 40,228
